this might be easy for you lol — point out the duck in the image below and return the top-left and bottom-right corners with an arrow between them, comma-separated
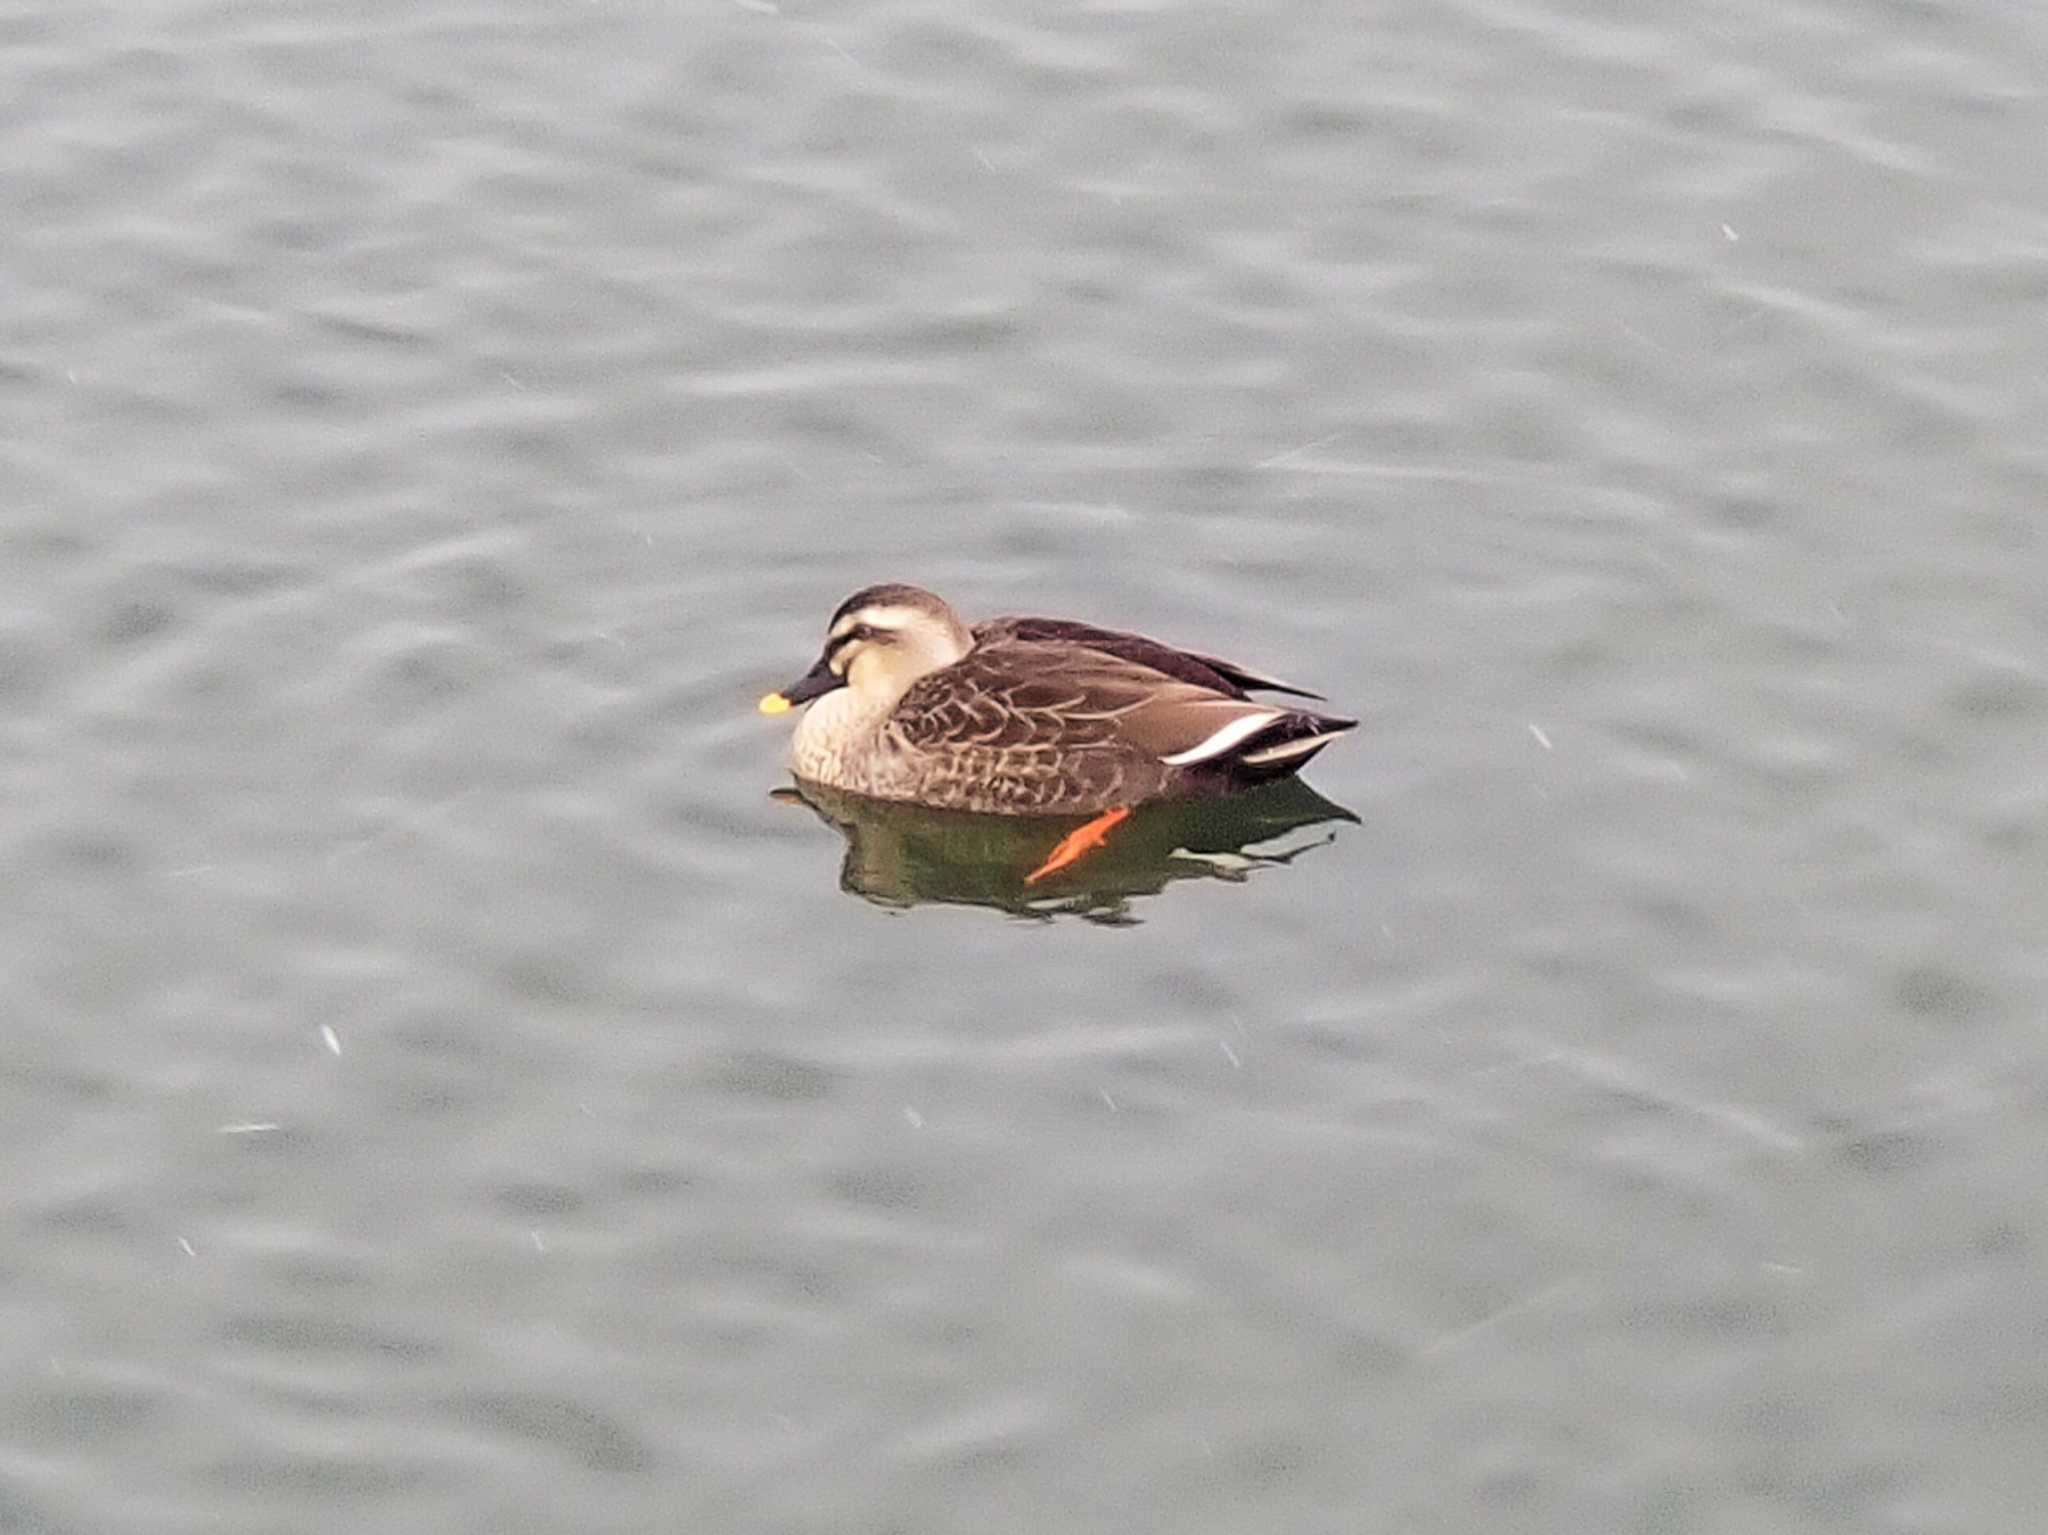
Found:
758,584 -> 1355,820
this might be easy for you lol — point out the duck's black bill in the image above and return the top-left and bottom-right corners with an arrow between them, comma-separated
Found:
768,654 -> 846,709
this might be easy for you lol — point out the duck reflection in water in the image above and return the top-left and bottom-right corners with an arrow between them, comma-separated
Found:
775,777 -> 1358,924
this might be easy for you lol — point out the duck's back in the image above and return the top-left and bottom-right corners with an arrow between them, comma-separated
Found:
973,616 -> 1321,700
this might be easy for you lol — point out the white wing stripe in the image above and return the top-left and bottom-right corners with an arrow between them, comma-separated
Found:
1238,731 -> 1341,766
1160,710 -> 1284,766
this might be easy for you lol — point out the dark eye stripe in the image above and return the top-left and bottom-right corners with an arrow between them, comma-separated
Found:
826,625 -> 881,665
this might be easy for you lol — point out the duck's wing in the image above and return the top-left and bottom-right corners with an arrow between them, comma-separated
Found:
974,616 -> 1325,700
896,641 -> 1353,779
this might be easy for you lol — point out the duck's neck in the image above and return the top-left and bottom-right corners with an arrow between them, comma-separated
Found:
790,684 -> 897,786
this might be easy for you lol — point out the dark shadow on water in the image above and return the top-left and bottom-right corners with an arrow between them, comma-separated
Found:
775,778 -> 1358,925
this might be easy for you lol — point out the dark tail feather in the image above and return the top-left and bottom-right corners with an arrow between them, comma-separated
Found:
1223,711 -> 1357,781
1182,648 -> 1326,701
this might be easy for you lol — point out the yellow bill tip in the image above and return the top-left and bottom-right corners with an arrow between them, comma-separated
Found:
757,692 -> 792,716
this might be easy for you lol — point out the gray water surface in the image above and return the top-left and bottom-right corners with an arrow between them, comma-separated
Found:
3,0 -> 2045,1530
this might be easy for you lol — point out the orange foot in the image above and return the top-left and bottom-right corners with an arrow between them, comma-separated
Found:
1025,806 -> 1131,885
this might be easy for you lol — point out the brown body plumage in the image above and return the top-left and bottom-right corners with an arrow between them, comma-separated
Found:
761,585 -> 1355,816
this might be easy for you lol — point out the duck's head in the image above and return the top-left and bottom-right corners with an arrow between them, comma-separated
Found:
759,584 -> 974,717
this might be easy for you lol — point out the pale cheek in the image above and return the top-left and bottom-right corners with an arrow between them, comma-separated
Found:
847,651 -> 894,698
